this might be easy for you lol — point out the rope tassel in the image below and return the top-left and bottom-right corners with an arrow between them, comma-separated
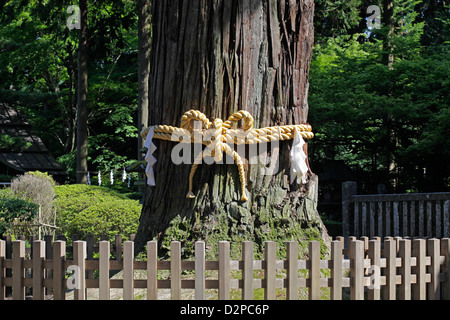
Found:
141,110 -> 314,202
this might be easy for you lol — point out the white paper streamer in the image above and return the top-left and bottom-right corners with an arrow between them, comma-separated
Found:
289,129 -> 308,185
144,126 -> 157,186
98,171 -> 102,186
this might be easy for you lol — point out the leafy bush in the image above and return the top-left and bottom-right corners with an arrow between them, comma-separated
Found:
55,184 -> 142,241
0,134 -> 31,152
0,189 -> 38,236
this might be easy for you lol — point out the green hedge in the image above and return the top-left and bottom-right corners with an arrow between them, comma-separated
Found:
55,184 -> 142,241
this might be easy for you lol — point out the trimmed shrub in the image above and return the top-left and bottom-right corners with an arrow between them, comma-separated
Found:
55,184 -> 141,241
67,200 -> 141,240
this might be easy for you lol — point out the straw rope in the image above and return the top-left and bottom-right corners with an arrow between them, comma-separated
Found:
141,110 -> 314,202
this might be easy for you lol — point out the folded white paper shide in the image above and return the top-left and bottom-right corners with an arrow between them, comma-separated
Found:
289,128 -> 308,185
144,126 -> 157,186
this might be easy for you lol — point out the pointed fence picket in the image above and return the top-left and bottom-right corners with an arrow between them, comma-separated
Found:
0,236 -> 449,300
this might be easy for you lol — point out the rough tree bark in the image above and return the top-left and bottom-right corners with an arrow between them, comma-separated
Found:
76,0 -> 88,184
137,0 -> 151,161
135,0 -> 329,258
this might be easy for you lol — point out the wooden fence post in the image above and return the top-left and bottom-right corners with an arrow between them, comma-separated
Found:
418,201 -> 425,237
330,240 -> 343,300
411,201 -> 416,237
123,241 -> 134,300
368,238 -> 381,300
99,241 -> 110,300
73,241 -> 86,300
309,241 -> 321,300
402,201 -> 408,237
427,202 -> 433,238
342,181 -> 357,247
12,240 -> 25,300
147,241 -> 158,300
435,202 -> 441,238
399,239 -> 411,300
264,241 -> 276,300
195,241 -> 205,300
170,241 -> 181,300
361,202 -> 367,238
53,240 -> 66,300
86,234 -> 94,280
349,240 -> 364,300
32,240 -> 45,300
412,238 -> 426,300
286,241 -> 298,300
115,235 -> 122,261
441,238 -> 450,300
383,239 -> 396,300
444,200 -> 450,238
370,202 -> 375,238
377,202 -> 384,238
393,202 -> 399,237
242,241 -> 254,300
0,240 -> 4,300
218,241 -> 230,300
4,236 -> 11,298
427,238 -> 440,300
354,203 -> 359,238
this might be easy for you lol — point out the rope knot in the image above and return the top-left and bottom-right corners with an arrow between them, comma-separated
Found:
209,118 -> 225,162
142,109 -> 314,203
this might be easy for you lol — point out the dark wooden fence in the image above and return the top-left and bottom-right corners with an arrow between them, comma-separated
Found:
342,181 -> 450,243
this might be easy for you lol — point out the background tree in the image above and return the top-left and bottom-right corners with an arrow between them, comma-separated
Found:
134,0 -> 330,257
308,0 -> 450,195
76,0 -> 89,184
137,0 -> 151,161
0,0 -> 139,182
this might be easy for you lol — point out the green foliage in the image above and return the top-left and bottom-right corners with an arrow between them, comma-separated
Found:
314,0 -> 363,43
54,184 -> 141,241
0,189 -> 38,236
25,171 -> 57,187
0,0 -> 139,183
0,134 -> 31,152
309,8 -> 450,192
68,200 -> 141,241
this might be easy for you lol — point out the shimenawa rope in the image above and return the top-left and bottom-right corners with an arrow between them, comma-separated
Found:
141,110 -> 314,201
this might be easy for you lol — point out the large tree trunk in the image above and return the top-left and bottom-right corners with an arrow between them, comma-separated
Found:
76,0 -> 88,184
382,0 -> 397,191
135,0 -> 329,257
137,0 -> 151,161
